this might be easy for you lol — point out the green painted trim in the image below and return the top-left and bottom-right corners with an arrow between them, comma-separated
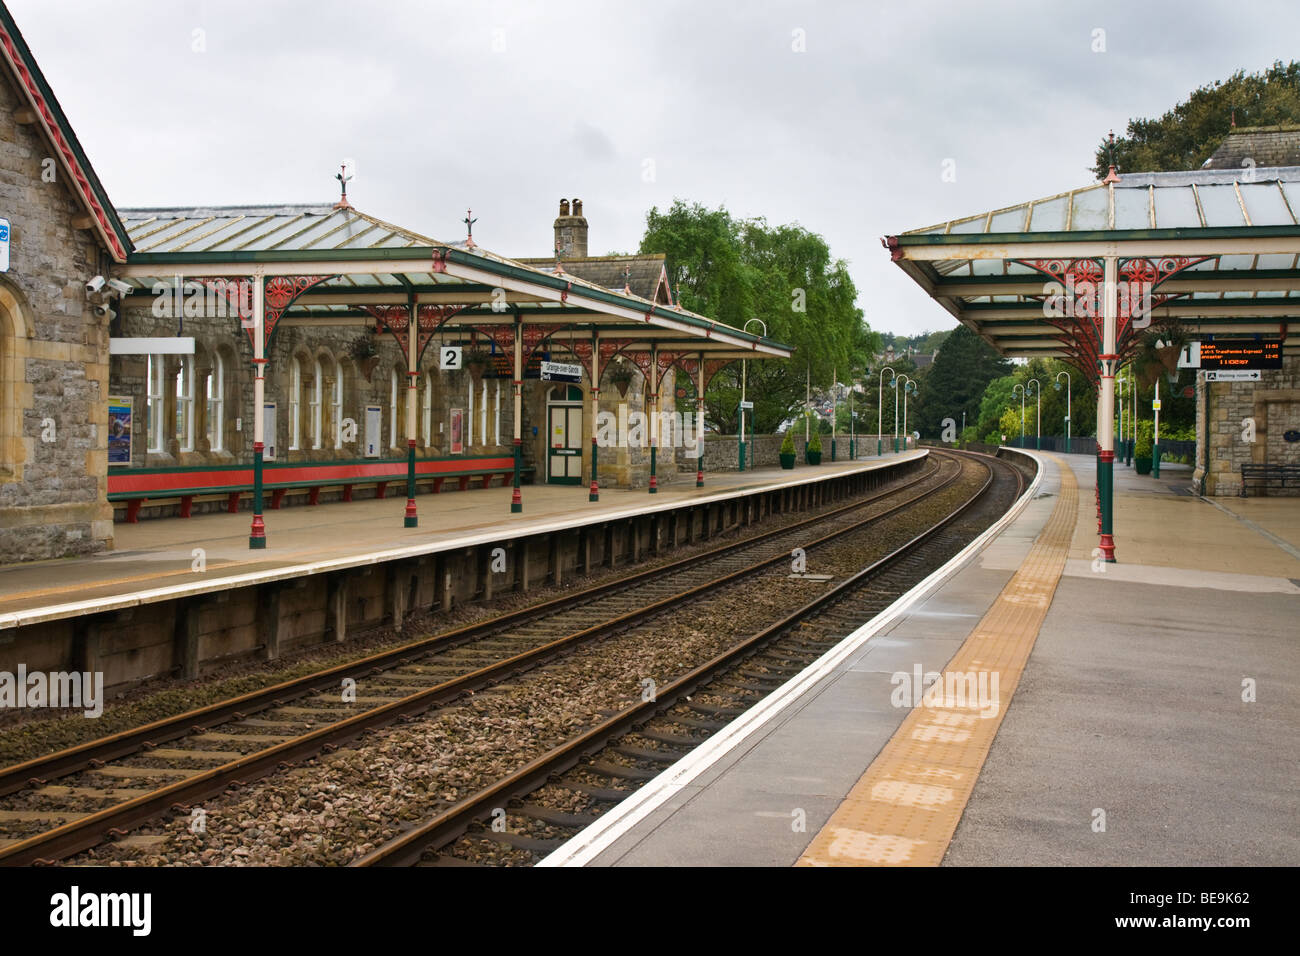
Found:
123,247 -> 794,355
934,267 -> 1300,287
896,224 -> 1300,246
108,466 -> 537,500
116,453 -> 520,476
440,248 -> 795,353
127,247 -> 442,265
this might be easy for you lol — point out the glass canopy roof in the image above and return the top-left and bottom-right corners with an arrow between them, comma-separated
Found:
888,167 -> 1300,358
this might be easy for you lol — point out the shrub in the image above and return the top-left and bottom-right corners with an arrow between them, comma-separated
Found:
780,430 -> 795,455
807,429 -> 822,453
1135,419 -> 1154,458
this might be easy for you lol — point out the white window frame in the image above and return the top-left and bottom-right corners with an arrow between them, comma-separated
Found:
390,366 -> 400,450
289,357 -> 302,450
206,351 -> 224,452
332,364 -> 344,449
311,357 -> 323,450
147,354 -> 166,453
422,370 -> 433,446
175,356 -> 194,452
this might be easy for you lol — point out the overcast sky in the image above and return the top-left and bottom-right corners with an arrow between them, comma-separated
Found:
10,0 -> 1300,337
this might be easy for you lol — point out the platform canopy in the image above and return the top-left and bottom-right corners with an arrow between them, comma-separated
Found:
115,203 -> 793,362
885,167 -> 1300,360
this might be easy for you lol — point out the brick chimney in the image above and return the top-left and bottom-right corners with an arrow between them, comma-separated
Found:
554,197 -> 588,259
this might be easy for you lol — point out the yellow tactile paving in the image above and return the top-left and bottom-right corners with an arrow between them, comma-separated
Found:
797,456 -> 1077,866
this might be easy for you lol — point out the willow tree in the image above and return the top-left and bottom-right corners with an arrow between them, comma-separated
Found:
640,200 -> 875,433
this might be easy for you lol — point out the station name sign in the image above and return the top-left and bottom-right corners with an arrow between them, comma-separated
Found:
540,361 -> 582,383
1198,339 -> 1282,370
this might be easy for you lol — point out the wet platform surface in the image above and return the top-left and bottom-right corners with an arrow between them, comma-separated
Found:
543,452 -> 1299,867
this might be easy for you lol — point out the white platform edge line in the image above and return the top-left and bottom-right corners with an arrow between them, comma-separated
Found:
0,452 -> 928,630
536,449 -> 1046,867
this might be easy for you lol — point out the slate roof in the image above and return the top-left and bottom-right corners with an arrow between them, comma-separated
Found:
1203,126 -> 1300,170
515,253 -> 672,303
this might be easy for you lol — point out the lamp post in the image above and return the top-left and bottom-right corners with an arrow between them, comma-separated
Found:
1153,377 -> 1162,477
739,318 -> 766,472
1027,378 -> 1041,450
899,374 -> 916,451
1054,370 -> 1072,449
877,365 -> 895,457
830,367 -> 837,462
1012,382 -> 1026,448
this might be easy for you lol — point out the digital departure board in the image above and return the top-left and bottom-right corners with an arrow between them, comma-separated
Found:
1199,339 -> 1282,370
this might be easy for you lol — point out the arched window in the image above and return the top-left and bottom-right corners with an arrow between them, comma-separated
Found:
206,351 -> 224,452
311,357 -> 323,450
175,356 -> 194,452
289,357 -> 302,450
422,370 -> 434,446
389,366 -> 400,450
332,362 -> 344,449
147,354 -> 166,453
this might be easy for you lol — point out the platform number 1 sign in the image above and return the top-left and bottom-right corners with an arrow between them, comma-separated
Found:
0,218 -> 10,273
440,346 -> 462,370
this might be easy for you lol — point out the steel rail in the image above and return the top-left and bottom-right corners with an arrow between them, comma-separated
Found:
0,456 -> 936,800
0,456 -> 964,866
354,452 -> 1015,867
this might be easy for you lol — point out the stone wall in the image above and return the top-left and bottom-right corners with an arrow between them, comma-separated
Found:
1195,354 -> 1300,496
0,71 -> 114,562
109,306 -> 533,514
683,431 -> 894,473
107,307 -> 690,508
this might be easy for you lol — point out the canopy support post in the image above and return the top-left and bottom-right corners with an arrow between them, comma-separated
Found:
648,344 -> 659,493
1098,256 -> 1118,563
696,352 -> 705,487
404,293 -> 419,528
511,315 -> 523,513
249,273 -> 267,549
589,332 -> 600,502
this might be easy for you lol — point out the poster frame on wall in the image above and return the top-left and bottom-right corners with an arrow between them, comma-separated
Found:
449,408 -> 464,454
107,395 -> 132,466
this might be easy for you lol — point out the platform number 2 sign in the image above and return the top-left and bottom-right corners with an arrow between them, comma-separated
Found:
440,346 -> 462,370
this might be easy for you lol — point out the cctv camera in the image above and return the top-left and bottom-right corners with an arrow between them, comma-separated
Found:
94,303 -> 116,320
106,278 -> 131,296
86,275 -> 106,294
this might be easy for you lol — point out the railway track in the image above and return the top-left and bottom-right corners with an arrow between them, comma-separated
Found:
351,449 -> 1027,866
0,452 -> 973,866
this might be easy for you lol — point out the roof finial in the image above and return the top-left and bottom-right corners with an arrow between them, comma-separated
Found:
674,282 -> 683,309
334,163 -> 353,209
1102,130 -> 1121,184
553,241 -> 564,274
622,263 -> 632,294
463,208 -> 477,248
1230,108 -> 1237,128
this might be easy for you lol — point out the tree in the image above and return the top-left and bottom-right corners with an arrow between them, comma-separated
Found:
911,325 -> 1011,438
640,200 -> 876,432
1092,61 -> 1300,178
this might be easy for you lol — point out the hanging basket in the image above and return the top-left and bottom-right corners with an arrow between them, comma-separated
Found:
608,370 -> 634,398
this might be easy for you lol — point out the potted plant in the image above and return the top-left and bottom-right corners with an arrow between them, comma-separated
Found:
1134,420 -> 1154,475
607,363 -> 635,398
806,427 -> 823,465
779,429 -> 796,469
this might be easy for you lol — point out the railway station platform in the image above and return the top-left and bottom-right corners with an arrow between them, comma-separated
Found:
542,451 -> 1299,867
0,451 -> 926,631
